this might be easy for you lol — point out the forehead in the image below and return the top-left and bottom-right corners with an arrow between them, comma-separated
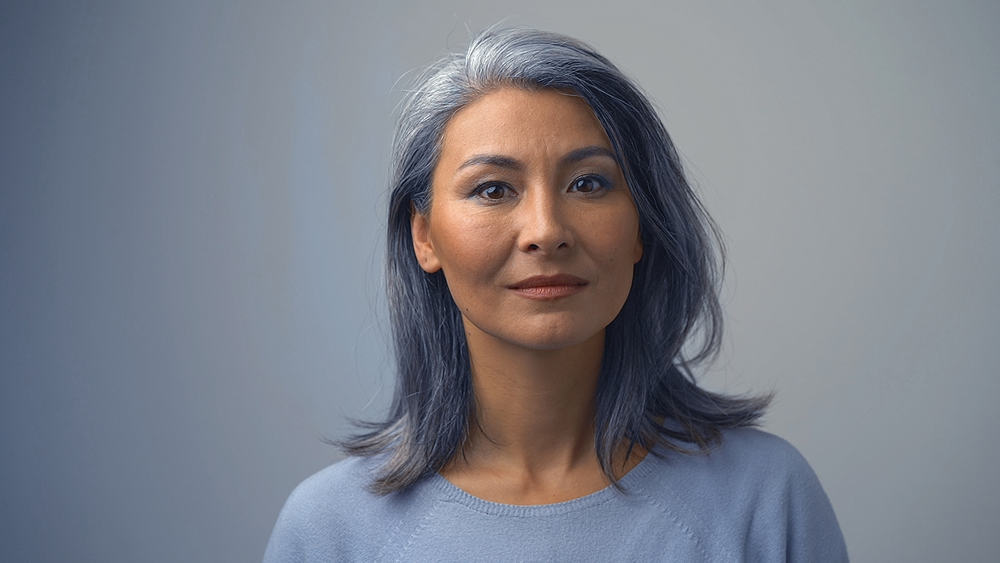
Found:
436,87 -> 613,164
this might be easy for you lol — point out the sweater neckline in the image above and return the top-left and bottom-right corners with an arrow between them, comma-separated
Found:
427,448 -> 661,516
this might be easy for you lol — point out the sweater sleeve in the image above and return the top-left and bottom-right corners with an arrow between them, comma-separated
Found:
718,430 -> 848,562
262,484 -> 310,563
782,447 -> 849,562
261,459 -> 377,562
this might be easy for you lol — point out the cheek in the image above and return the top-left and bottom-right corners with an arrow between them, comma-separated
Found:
587,216 -> 641,305
589,211 -> 641,265
430,215 -> 509,286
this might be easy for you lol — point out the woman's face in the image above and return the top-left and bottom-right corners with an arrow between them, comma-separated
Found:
412,87 -> 642,352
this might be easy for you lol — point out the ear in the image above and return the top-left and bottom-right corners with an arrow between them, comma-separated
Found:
410,205 -> 442,273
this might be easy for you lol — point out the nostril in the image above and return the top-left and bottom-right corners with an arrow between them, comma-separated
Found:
523,238 -> 571,252
527,241 -> 569,251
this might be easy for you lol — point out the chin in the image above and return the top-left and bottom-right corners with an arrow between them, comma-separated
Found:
461,311 -> 609,353
501,323 -> 604,353
513,337 -> 586,352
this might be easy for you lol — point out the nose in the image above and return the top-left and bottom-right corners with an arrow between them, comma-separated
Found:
516,187 -> 574,255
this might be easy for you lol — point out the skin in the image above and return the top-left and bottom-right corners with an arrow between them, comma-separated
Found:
411,87 -> 646,505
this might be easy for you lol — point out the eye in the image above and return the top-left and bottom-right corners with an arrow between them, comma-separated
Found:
472,182 -> 515,202
568,174 -> 611,195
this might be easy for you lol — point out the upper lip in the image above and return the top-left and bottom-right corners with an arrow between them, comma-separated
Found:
508,274 -> 589,289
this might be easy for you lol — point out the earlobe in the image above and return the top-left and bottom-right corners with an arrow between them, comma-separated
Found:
411,208 -> 442,273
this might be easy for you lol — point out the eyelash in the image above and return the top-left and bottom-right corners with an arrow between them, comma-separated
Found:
470,174 -> 613,203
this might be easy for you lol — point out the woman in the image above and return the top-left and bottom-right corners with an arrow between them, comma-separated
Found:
265,28 -> 847,561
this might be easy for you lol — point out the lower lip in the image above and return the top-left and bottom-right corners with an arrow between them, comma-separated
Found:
510,285 -> 587,300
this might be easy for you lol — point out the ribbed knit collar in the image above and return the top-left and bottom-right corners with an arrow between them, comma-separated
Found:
425,448 -> 662,517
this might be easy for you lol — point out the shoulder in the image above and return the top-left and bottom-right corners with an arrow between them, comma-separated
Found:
263,456 -> 409,562
708,427 -> 817,486
636,428 -> 848,561
710,428 -> 839,519
278,456 -> 376,519
643,428 -> 816,495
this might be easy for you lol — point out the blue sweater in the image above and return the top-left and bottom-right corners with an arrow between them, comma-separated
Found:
264,428 -> 847,561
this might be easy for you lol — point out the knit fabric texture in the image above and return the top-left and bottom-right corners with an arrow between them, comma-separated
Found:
263,428 -> 848,562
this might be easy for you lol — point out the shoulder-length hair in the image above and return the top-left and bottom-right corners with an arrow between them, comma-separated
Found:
342,27 -> 770,495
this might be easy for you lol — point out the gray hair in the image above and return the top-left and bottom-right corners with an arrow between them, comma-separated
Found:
342,27 -> 771,495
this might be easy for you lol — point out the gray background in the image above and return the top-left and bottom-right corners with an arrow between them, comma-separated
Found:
2,1 -> 997,561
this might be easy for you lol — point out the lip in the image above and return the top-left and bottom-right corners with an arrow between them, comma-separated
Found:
508,274 -> 589,300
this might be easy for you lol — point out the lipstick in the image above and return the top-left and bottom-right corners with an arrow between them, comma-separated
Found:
508,274 -> 588,300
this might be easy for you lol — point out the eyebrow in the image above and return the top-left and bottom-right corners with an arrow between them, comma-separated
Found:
456,145 -> 618,172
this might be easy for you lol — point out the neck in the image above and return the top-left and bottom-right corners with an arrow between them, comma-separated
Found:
440,321 -> 645,505
462,328 -> 605,475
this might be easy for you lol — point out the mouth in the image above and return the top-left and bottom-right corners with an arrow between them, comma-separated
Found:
508,274 -> 589,300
